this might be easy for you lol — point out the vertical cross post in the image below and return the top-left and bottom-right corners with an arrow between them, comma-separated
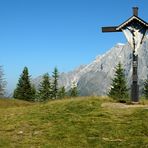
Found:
131,44 -> 139,102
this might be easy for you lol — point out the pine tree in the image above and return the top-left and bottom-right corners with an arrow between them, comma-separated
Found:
70,82 -> 78,97
58,86 -> 67,99
143,78 -> 148,99
37,73 -> 51,101
51,67 -> 59,99
31,84 -> 37,101
0,66 -> 6,97
108,62 -> 129,101
13,67 -> 33,101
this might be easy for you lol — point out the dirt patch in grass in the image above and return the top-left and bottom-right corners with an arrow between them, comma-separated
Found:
101,102 -> 148,109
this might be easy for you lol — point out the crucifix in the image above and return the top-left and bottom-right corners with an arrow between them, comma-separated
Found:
102,7 -> 148,102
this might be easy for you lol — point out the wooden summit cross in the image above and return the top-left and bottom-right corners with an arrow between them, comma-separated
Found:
102,7 -> 148,102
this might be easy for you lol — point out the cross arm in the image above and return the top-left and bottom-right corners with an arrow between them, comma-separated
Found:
102,26 -> 121,32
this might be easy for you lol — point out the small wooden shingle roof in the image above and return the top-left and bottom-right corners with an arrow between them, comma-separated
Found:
116,15 -> 148,31
102,7 -> 148,33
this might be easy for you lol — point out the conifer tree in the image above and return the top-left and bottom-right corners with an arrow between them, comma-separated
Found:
31,84 -> 37,101
0,66 -> 6,97
13,67 -> 33,101
70,82 -> 78,97
37,73 -> 51,101
58,86 -> 67,99
51,67 -> 59,99
108,62 -> 129,101
143,78 -> 148,99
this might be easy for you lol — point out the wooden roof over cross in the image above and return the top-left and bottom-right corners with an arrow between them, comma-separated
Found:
102,7 -> 148,32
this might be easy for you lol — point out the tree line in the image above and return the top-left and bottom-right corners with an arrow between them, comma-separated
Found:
13,67 -> 78,102
0,64 -> 148,102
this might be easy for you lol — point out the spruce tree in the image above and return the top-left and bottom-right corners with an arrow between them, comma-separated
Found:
31,84 -> 37,101
70,82 -> 78,97
108,62 -> 129,101
143,78 -> 148,99
51,67 -> 59,99
0,66 -> 6,97
58,86 -> 67,99
37,73 -> 51,101
13,67 -> 33,101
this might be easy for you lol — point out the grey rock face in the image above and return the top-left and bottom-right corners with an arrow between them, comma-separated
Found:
34,37 -> 148,96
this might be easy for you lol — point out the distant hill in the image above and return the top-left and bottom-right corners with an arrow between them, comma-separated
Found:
33,36 -> 148,96
0,97 -> 148,147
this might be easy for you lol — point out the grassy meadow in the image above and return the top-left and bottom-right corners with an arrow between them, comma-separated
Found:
0,97 -> 148,147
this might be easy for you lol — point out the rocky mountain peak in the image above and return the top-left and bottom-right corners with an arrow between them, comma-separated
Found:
34,37 -> 148,96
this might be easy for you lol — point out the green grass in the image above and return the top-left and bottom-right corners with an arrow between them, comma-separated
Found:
0,97 -> 148,147
0,98 -> 33,108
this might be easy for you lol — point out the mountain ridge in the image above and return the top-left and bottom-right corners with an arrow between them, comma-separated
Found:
33,37 -> 148,96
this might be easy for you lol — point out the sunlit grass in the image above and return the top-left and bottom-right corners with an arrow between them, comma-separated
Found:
0,97 -> 147,147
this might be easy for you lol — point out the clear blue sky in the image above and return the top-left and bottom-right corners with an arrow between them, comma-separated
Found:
0,0 -> 148,92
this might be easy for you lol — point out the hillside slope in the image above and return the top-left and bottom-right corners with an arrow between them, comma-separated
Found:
0,97 -> 148,147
